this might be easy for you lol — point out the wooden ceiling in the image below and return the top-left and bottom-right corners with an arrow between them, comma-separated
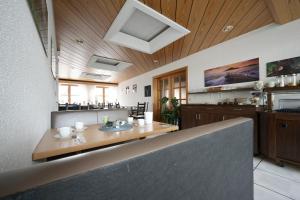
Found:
54,0 -> 300,83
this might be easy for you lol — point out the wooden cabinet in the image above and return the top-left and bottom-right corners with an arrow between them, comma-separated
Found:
197,112 -> 220,125
181,106 -> 221,129
259,112 -> 276,159
259,112 -> 300,166
276,116 -> 300,164
181,104 -> 259,154
195,107 -> 221,126
181,106 -> 197,129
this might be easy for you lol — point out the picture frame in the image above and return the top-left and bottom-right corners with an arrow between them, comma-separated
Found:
125,86 -> 130,94
204,58 -> 259,87
266,56 -> 300,77
144,85 -> 151,97
132,84 -> 137,93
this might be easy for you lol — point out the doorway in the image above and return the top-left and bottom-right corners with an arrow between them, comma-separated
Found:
153,67 -> 188,121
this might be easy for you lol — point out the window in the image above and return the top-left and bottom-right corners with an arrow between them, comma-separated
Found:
58,83 -> 118,105
70,85 -> 80,103
95,87 -> 104,104
104,87 -> 117,103
95,87 -> 118,104
58,84 -> 79,104
59,84 -> 69,104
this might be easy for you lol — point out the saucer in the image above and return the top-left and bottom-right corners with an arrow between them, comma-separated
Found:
54,134 -> 72,139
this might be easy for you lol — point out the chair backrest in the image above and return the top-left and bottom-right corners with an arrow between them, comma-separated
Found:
137,102 -> 146,115
108,103 -> 113,108
115,102 -> 120,108
58,104 -> 66,111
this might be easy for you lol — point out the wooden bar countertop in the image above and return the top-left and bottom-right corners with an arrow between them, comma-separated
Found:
32,121 -> 178,161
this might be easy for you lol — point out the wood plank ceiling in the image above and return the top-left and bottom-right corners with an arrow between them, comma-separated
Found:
53,0 -> 300,83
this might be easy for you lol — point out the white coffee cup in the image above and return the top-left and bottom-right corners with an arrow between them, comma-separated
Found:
75,122 -> 84,130
138,119 -> 145,126
128,117 -> 134,124
59,127 -> 72,138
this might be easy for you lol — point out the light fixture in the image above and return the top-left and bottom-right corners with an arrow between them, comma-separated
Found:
222,25 -> 234,32
75,39 -> 84,44
104,0 -> 190,54
87,55 -> 132,72
81,72 -> 111,80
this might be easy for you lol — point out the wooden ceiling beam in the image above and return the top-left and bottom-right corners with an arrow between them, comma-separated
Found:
264,0 -> 293,24
59,78 -> 118,87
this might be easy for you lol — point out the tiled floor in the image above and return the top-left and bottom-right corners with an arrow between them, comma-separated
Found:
254,157 -> 300,200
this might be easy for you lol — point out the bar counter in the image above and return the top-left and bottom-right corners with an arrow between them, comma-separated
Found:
51,108 -> 128,128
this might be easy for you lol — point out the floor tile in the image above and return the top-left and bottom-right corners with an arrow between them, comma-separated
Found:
258,160 -> 300,183
254,168 -> 300,200
254,184 -> 291,200
253,157 -> 262,169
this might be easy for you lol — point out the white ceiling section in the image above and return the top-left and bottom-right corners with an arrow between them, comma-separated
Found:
87,55 -> 132,72
104,0 -> 190,54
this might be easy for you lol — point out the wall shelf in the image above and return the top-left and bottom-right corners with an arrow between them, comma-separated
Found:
264,86 -> 300,93
188,87 -> 255,94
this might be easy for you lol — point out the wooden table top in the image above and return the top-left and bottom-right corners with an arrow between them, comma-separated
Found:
32,121 -> 178,161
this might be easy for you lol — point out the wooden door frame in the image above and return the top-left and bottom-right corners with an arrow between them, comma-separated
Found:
152,66 -> 188,121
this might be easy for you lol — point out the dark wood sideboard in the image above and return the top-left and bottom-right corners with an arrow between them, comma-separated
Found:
259,111 -> 300,166
181,104 -> 260,155
181,104 -> 300,166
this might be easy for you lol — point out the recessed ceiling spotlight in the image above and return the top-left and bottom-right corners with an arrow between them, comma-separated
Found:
222,25 -> 234,32
75,39 -> 84,44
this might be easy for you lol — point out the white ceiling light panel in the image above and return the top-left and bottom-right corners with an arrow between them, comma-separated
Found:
104,0 -> 190,54
87,55 -> 132,72
81,72 -> 111,81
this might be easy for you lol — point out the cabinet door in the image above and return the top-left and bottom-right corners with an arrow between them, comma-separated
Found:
259,112 -> 274,158
197,112 -> 221,126
222,114 -> 238,120
276,119 -> 300,163
181,107 -> 196,129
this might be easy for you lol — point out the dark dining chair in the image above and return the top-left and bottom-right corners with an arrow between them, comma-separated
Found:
132,102 -> 147,119
108,103 -> 113,109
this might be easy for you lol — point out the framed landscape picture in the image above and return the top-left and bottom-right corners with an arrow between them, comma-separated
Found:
204,58 -> 259,87
266,56 -> 300,77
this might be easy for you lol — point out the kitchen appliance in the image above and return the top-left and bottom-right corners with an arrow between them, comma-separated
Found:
274,98 -> 300,113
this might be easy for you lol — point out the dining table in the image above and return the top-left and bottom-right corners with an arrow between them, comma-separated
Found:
32,121 -> 178,161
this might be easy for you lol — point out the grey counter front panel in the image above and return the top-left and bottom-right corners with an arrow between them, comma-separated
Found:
51,109 -> 128,128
